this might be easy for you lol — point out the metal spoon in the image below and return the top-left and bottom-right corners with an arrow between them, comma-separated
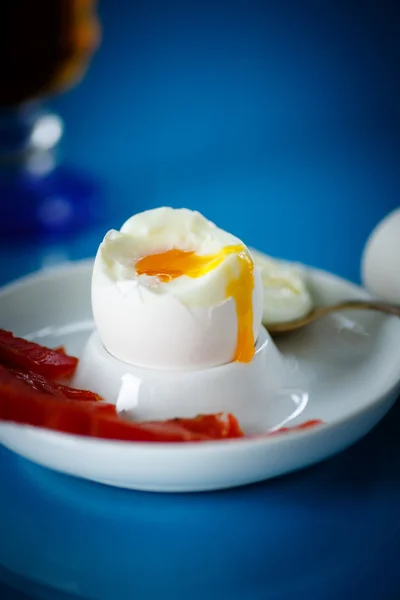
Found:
265,300 -> 400,334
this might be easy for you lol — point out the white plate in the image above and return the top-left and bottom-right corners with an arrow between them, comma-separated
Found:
0,259 -> 399,492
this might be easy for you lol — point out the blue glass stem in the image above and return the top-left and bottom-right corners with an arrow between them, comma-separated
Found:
0,105 -> 103,240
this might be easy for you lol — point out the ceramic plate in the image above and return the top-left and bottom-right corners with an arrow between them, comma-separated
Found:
0,259 -> 399,492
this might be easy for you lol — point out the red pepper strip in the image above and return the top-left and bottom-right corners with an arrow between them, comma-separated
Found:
54,346 -> 66,354
91,417 -> 216,443
168,414 -> 244,439
268,420 -> 324,436
10,369 -> 103,402
0,366 -> 241,442
0,330 -> 78,380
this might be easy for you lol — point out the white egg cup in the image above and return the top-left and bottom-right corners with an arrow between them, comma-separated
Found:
74,326 -> 287,431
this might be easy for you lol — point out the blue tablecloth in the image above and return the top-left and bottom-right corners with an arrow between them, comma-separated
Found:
0,1 -> 399,598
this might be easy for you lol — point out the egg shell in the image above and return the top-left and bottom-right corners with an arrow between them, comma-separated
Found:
362,208 -> 400,303
92,249 -> 264,370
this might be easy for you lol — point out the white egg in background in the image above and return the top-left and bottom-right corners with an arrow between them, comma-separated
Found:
92,207 -> 263,370
362,208 -> 400,303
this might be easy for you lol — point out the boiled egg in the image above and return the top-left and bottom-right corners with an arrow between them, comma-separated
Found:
92,207 -> 263,370
250,248 -> 313,324
362,208 -> 400,303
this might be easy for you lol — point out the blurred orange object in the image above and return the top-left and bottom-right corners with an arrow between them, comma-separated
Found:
2,0 -> 101,106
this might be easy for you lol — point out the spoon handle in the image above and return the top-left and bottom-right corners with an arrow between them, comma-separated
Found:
267,299 -> 400,334
316,299 -> 400,318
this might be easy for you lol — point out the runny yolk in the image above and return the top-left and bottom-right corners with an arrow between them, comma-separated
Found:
135,245 -> 255,363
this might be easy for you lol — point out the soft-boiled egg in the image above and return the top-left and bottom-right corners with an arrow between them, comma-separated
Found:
92,207 -> 263,370
250,248 -> 313,325
362,208 -> 400,303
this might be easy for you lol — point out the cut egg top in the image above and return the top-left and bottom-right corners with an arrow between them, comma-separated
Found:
92,207 -> 263,370
250,248 -> 313,325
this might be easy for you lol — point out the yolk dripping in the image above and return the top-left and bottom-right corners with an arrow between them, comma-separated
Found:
135,245 -> 255,363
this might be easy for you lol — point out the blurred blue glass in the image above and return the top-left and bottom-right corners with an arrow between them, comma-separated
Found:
0,105 -> 103,240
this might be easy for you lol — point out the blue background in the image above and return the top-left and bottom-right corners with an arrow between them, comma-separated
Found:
0,0 -> 399,598
55,0 -> 399,283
